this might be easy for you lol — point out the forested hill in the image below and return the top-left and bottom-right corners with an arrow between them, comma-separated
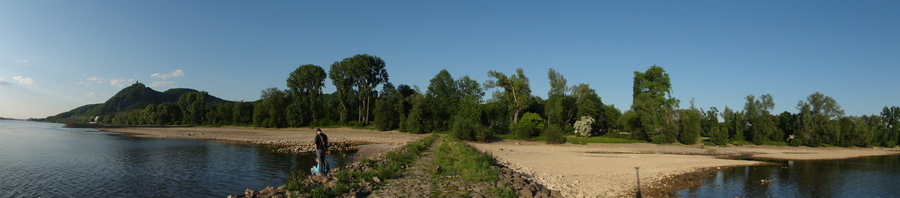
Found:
39,82 -> 228,123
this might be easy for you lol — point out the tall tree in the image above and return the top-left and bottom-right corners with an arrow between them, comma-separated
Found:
571,83 -> 604,131
745,94 -> 779,145
629,65 -> 678,143
545,68 -> 570,125
350,54 -> 389,124
178,91 -> 210,126
286,64 -> 327,125
881,106 -> 900,147
374,83 -> 400,131
679,99 -> 702,145
457,75 -> 485,123
254,88 -> 288,128
485,68 -> 533,124
329,60 -> 355,124
798,92 -> 844,145
425,70 -> 460,131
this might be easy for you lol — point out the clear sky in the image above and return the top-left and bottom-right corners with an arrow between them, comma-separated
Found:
1,1 -> 898,119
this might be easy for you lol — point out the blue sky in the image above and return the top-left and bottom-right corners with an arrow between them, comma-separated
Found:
1,1 -> 898,119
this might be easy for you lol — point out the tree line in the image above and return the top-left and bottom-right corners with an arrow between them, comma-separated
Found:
99,55 -> 900,147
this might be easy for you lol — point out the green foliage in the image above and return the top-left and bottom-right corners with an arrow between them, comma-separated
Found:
451,116 -> 491,142
513,122 -> 536,140
519,112 -> 545,132
704,107 -> 728,146
679,107 -> 702,145
433,137 -> 498,182
566,134 -> 646,144
287,64 -> 327,126
403,93 -> 429,134
542,125 -> 567,144
744,94 -> 780,145
485,68 -> 533,124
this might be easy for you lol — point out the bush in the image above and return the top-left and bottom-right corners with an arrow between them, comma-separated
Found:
451,117 -> 492,142
574,116 -> 594,137
310,118 -> 334,127
543,125 -> 566,144
519,113 -> 545,132
514,122 -> 536,140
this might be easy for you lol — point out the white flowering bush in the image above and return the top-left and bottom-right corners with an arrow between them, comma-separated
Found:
574,116 -> 595,137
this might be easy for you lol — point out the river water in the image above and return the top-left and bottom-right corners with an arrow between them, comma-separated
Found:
673,153 -> 900,197
0,120 -> 349,197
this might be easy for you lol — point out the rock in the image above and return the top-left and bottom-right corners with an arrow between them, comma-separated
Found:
550,190 -> 562,197
519,189 -> 534,198
372,176 -> 381,183
260,186 -> 276,195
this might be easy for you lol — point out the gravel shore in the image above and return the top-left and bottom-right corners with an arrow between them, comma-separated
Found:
468,140 -> 900,197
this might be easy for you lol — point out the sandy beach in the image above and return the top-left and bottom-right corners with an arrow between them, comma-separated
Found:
468,140 -> 900,197
98,126 -> 430,160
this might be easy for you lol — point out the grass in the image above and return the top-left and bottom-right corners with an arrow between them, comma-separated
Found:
498,133 -> 644,144
433,136 -> 499,182
435,135 -> 515,197
284,134 -> 439,197
566,135 -> 646,144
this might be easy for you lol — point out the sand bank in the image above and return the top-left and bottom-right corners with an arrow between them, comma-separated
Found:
468,140 -> 900,197
98,126 -> 429,160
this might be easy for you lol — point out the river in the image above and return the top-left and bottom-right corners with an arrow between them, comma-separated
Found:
673,153 -> 900,197
0,120 -> 350,197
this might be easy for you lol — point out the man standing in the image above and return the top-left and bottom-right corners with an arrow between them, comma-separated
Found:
314,128 -> 328,174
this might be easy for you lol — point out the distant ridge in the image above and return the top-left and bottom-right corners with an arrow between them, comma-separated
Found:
39,82 -> 228,122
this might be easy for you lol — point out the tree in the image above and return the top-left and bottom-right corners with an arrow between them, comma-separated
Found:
485,68 -> 533,124
178,91 -> 210,126
232,101 -> 253,125
881,106 -> 900,147
374,83 -> 401,131
571,83 -> 604,131
425,70 -> 460,131
254,88 -> 289,128
545,68 -> 571,126
457,75 -> 484,123
678,99 -> 702,145
704,107 -> 728,146
797,92 -> 844,145
287,64 -> 327,125
328,54 -> 387,125
745,94 -> 779,145
629,65 -> 678,143
403,91 -> 429,134
328,60 -> 355,124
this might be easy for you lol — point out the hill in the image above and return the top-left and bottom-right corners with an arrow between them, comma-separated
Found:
39,82 -> 229,123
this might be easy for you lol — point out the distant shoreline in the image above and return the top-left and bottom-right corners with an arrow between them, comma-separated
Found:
97,126 -> 430,162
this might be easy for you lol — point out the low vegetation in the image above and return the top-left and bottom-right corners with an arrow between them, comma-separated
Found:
284,134 -> 438,197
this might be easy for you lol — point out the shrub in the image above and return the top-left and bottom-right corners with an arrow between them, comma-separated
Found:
543,125 -> 566,144
574,116 -> 594,137
451,117 -> 492,142
519,112 -> 545,132
514,122 -> 536,140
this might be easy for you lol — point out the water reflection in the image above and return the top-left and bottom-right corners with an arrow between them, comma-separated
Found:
0,120 -> 354,197
675,155 -> 900,197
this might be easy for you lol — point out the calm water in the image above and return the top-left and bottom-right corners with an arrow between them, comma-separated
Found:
674,154 -> 900,197
0,120 -> 351,197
